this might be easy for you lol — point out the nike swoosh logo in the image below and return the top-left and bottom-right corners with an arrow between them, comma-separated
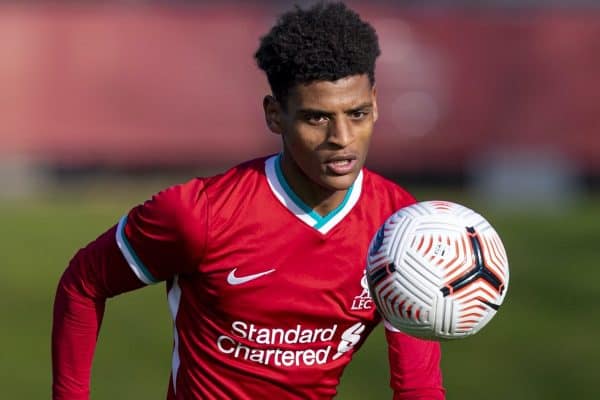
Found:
227,268 -> 276,285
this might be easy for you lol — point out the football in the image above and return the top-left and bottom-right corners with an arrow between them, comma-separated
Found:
366,201 -> 509,340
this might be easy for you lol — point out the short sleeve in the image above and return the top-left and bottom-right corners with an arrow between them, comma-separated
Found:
115,179 -> 208,284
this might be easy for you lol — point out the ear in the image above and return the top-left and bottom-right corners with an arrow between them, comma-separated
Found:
371,85 -> 379,123
263,95 -> 284,134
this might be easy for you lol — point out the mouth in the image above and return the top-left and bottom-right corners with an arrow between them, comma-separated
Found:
324,154 -> 358,175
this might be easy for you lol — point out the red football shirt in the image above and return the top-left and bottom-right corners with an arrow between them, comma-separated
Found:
53,155 -> 445,399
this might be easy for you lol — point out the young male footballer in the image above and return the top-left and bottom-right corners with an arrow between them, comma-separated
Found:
52,2 -> 445,399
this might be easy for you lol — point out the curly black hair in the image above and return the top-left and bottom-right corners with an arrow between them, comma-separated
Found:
255,2 -> 380,104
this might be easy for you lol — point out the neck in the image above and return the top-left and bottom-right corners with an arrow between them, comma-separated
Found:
279,155 -> 349,217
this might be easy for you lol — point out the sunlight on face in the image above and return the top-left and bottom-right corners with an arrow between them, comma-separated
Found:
277,74 -> 378,210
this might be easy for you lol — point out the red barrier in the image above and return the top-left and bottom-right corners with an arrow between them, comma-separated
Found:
1,5 -> 599,173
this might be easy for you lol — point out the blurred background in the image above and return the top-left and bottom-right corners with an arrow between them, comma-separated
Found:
1,1 -> 599,399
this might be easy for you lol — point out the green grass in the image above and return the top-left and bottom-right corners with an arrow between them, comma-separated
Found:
1,187 -> 599,399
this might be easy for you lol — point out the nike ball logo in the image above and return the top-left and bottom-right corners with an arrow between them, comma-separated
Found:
227,268 -> 276,285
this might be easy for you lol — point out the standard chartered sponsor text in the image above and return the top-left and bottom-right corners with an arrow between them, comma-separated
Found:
217,321 -> 338,367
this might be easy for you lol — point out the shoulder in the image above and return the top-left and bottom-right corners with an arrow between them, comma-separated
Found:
157,156 -> 270,205
125,156 -> 270,249
361,168 -> 416,209
131,156 -> 268,223
202,156 -> 269,192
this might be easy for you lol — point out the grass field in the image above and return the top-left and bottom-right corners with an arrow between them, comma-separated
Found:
1,184 -> 599,399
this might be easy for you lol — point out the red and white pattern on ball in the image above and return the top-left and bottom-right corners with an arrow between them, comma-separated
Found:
366,201 -> 509,340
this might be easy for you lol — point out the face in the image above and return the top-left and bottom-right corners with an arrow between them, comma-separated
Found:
264,74 -> 378,208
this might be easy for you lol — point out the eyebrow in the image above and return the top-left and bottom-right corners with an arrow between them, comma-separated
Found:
297,102 -> 374,116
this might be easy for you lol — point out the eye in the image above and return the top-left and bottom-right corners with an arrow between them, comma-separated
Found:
305,114 -> 329,125
350,110 -> 369,120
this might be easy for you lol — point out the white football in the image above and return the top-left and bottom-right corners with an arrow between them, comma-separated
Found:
366,201 -> 509,340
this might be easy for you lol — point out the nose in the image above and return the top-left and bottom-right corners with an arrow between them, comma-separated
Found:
327,118 -> 353,147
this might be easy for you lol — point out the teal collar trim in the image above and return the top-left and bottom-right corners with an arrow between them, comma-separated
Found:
274,154 -> 355,229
